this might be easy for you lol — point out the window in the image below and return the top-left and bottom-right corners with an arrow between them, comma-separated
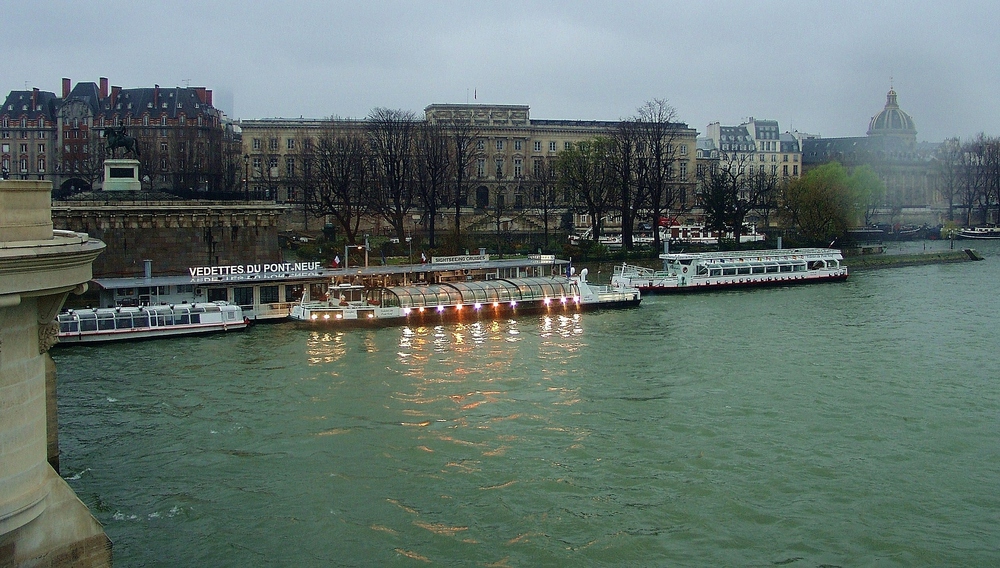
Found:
252,138 -> 261,150
476,158 -> 485,177
1,143 -> 7,152
38,144 -> 45,153
495,159 -> 504,177
37,131 -> 46,139
549,141 -> 557,152
20,144 -> 27,153
513,158 -> 522,178
564,142 -> 571,150
252,157 -> 262,170
534,141 -> 541,152
782,165 -> 788,176
260,286 -> 279,304
680,144 -> 688,155
269,138 -> 278,150
533,159 -> 542,177
514,140 -> 522,151
285,157 -> 295,177
495,139 -> 504,150
782,154 -> 788,162
161,142 -> 168,152
37,157 -> 45,172
287,138 -> 295,150
679,162 -> 687,180
793,165 -> 798,175
477,139 -> 485,150
20,158 -> 27,172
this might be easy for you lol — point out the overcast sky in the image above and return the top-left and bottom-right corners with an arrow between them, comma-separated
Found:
5,1 -> 996,142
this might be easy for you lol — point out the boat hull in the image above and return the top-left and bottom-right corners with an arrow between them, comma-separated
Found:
629,271 -> 848,293
58,320 -> 249,344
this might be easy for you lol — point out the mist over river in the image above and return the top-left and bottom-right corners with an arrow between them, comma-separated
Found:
55,241 -> 1000,566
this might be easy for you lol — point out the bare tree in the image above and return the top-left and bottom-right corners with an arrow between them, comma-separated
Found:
636,99 -> 681,251
307,127 -> 370,244
609,118 -> 646,250
933,137 -> 963,222
959,135 -> 988,226
414,121 -> 451,248
557,138 -> 615,243
444,116 -> 479,250
367,108 -> 417,242
527,156 -> 559,249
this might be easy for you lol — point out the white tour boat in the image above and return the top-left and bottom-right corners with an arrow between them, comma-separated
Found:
957,226 -> 1000,239
57,301 -> 248,344
611,248 -> 848,293
290,269 -> 640,325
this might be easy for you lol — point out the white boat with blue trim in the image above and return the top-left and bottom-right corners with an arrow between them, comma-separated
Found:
57,301 -> 248,344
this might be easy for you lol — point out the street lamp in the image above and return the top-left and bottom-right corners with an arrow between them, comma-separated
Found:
243,154 -> 249,200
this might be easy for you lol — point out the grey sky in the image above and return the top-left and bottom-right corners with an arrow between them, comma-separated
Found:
5,1 -> 995,142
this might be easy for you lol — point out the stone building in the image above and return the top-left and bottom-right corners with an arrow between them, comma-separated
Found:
800,87 -> 941,222
0,180 -> 110,566
1,78 -> 232,196
239,104 -> 698,235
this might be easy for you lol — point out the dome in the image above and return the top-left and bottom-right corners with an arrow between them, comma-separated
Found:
867,88 -> 916,140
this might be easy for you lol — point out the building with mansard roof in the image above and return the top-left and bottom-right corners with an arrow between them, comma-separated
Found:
1,77 -> 231,196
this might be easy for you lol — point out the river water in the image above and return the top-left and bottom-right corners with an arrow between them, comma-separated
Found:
54,240 -> 1000,567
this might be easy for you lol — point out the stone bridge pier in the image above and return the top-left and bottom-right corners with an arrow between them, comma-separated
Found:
0,181 -> 110,566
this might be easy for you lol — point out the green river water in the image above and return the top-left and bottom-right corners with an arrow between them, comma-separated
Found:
54,240 -> 1000,566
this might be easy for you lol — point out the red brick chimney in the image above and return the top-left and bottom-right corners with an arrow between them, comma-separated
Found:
100,77 -> 108,99
194,87 -> 207,104
62,78 -> 71,98
206,89 -> 213,107
32,88 -> 38,110
154,84 -> 159,107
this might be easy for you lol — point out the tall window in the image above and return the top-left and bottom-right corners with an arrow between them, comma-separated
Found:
287,138 -> 295,150
534,141 -> 541,152
514,140 -> 522,151
476,158 -> 485,177
285,157 -> 295,177
252,138 -> 261,150
513,158 -> 522,178
269,138 -> 278,150
533,159 -> 542,177
549,141 -> 557,152
495,139 -> 504,150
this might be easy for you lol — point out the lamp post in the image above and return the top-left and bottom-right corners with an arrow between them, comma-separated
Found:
243,154 -> 249,200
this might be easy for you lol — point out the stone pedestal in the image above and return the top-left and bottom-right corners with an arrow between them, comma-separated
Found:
103,158 -> 141,192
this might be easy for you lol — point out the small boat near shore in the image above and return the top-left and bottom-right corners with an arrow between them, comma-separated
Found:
57,301 -> 248,344
290,269 -> 640,325
957,226 -> 1000,239
611,248 -> 848,293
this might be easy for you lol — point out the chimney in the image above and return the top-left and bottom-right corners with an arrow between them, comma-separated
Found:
194,87 -> 207,104
111,86 -> 121,107
62,78 -> 71,98
32,88 -> 38,110
206,89 -> 213,107
154,84 -> 160,107
100,77 -> 108,99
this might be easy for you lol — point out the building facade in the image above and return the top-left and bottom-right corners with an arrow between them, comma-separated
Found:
1,78 -> 232,196
239,104 -> 698,235
801,88 -> 940,219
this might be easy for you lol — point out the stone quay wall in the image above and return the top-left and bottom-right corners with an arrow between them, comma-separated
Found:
52,201 -> 288,277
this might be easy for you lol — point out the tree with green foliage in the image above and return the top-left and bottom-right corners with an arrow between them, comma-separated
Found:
849,164 -> 886,226
780,162 -> 861,245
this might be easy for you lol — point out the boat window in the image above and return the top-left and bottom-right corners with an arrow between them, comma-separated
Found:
765,264 -> 779,273
133,314 -> 149,327
709,268 -> 722,277
115,313 -> 133,329
207,288 -> 228,302
793,263 -> 806,272
737,267 -> 751,275
97,313 -> 116,331
79,314 -> 97,332
285,285 -> 303,303
234,287 -> 253,307
190,313 -> 200,324
59,318 -> 78,333
779,264 -> 792,272
697,265 -> 708,275
259,286 -> 279,304
723,268 -> 737,276
751,265 -> 765,274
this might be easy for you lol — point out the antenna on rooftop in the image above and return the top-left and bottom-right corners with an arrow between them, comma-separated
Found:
183,79 -> 190,88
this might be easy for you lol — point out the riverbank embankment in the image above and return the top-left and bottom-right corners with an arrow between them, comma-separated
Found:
846,248 -> 983,271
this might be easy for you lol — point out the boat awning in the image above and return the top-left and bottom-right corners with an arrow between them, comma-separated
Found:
383,277 -> 578,308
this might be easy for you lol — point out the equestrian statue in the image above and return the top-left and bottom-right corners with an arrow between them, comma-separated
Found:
104,126 -> 141,158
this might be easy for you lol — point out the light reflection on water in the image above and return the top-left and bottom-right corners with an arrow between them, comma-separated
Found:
53,243 -> 1000,565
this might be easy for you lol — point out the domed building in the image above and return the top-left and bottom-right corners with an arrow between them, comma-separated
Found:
867,88 -> 917,144
800,86 -> 941,222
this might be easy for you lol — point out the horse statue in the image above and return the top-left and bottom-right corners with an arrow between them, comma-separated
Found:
104,126 -> 141,158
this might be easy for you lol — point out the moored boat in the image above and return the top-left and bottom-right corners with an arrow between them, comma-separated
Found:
611,248 -> 848,293
957,226 -> 1000,239
290,269 -> 640,325
57,301 -> 248,344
